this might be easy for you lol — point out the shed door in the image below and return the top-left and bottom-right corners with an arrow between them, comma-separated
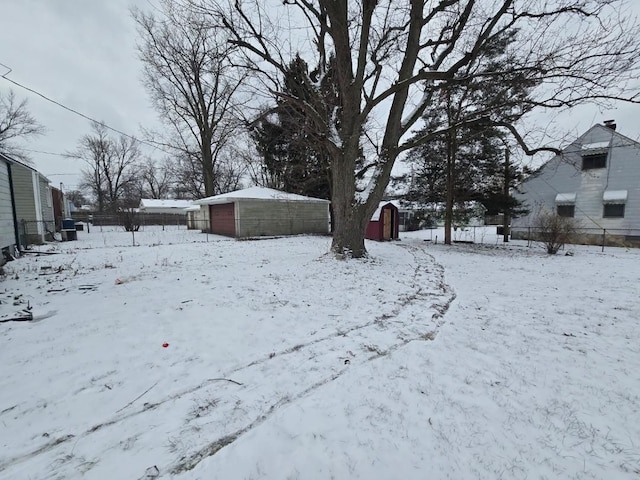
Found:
209,203 -> 235,237
382,208 -> 392,240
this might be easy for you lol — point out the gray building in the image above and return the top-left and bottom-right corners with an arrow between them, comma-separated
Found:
0,154 -> 19,256
195,186 -> 330,238
0,153 -> 54,251
512,122 -> 640,246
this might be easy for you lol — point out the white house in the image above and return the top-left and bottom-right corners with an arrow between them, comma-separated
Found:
511,122 -> 640,246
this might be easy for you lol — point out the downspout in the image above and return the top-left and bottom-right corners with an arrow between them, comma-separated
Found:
32,171 -> 44,238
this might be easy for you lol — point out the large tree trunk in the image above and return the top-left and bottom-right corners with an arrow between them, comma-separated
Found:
329,148 -> 381,258
444,127 -> 456,245
202,138 -> 215,197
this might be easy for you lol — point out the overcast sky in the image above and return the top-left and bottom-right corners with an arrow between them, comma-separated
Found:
1,0 -> 640,193
0,0 -> 158,191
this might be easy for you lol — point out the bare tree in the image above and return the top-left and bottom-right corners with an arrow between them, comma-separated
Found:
187,0 -> 640,257
171,150 -> 205,199
535,210 -> 580,254
0,90 -> 44,161
140,156 -> 174,199
65,189 -> 89,209
171,146 -> 245,199
133,0 -> 245,198
72,122 -> 141,212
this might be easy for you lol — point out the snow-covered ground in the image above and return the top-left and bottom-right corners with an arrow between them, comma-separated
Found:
0,226 -> 638,479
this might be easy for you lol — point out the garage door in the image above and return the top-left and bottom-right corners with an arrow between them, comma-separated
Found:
209,203 -> 235,237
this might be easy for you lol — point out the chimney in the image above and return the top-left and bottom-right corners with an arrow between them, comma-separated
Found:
604,119 -> 616,131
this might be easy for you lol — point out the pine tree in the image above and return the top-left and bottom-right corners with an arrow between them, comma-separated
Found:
401,30 -> 536,243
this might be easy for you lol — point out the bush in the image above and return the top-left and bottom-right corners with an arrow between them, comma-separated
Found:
121,209 -> 141,232
534,211 -> 579,254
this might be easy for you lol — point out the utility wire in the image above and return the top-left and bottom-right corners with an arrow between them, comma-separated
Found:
21,148 -> 70,157
0,63 -> 166,154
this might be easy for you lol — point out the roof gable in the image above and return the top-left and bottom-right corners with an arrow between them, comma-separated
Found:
0,152 -> 50,182
370,201 -> 398,221
563,124 -> 640,154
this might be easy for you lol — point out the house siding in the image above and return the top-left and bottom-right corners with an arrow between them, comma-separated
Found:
0,161 -> 16,251
11,163 -> 37,224
512,124 -> 640,244
39,177 -> 54,228
236,200 -> 329,238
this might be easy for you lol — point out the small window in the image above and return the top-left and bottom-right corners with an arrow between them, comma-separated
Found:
603,204 -> 625,218
582,154 -> 607,170
557,205 -> 575,217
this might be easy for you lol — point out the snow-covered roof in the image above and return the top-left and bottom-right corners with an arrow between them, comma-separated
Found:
555,193 -> 576,204
370,201 -> 397,221
184,205 -> 201,212
195,187 -> 330,205
603,190 -> 627,203
581,141 -> 610,152
139,199 -> 194,210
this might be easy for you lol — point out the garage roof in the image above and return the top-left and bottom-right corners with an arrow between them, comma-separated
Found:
195,186 -> 330,205
140,199 -> 194,209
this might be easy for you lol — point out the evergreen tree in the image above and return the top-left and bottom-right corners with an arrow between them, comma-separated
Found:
251,55 -> 332,201
400,30 -> 536,243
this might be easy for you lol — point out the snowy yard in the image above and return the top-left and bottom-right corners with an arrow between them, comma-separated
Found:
0,226 -> 639,479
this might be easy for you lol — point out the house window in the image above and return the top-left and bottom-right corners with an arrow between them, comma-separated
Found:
557,205 -> 575,217
582,154 -> 607,170
603,204 -> 625,218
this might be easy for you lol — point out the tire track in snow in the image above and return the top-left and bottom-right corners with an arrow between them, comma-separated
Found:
168,244 -> 456,475
0,244 -> 456,479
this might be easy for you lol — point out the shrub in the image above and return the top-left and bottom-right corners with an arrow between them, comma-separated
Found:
534,210 -> 579,254
121,208 -> 141,232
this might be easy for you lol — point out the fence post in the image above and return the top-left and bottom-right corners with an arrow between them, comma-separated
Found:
602,229 -> 606,252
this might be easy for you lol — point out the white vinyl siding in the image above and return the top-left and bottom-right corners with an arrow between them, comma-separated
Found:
512,124 -> 640,237
0,162 -> 16,250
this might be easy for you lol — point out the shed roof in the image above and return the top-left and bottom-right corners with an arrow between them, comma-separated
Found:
195,186 -> 330,205
370,201 -> 398,221
139,199 -> 194,209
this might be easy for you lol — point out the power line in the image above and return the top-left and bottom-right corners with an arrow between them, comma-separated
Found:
0,63 -> 166,153
21,148 -> 70,157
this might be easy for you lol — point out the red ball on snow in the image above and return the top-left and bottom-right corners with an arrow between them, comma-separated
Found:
162,343 -> 169,348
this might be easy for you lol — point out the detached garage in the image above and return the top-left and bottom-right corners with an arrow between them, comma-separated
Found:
195,186 -> 330,238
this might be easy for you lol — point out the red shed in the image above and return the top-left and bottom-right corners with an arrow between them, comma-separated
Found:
365,201 -> 399,241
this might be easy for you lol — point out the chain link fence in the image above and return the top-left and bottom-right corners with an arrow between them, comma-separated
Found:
16,214 -> 640,252
71,212 -> 187,229
511,226 -> 640,250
